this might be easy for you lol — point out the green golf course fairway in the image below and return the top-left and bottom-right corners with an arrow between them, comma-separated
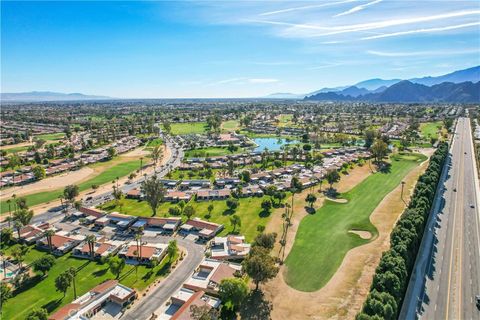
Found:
284,152 -> 427,292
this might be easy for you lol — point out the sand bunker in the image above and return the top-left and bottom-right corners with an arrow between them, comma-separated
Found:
326,197 -> 348,203
348,230 -> 372,240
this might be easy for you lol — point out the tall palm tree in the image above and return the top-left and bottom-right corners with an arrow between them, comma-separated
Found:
6,199 -> 12,227
68,267 -> 77,299
135,227 -> 144,263
45,229 -> 55,253
85,235 -> 96,260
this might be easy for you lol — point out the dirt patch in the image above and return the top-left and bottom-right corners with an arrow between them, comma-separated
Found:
263,152 -> 430,320
334,164 -> 372,193
0,141 -> 33,150
0,167 -> 95,200
348,230 -> 372,240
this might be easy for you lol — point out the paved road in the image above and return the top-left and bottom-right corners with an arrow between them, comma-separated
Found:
401,117 -> 480,319
121,237 -> 204,320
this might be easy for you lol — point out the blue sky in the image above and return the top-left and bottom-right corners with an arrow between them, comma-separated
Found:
1,0 -> 479,98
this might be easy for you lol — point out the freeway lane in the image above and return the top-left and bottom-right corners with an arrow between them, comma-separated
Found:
401,117 -> 480,319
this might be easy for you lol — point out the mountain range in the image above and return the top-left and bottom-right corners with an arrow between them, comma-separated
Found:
0,91 -> 111,101
267,65 -> 480,100
305,80 -> 480,103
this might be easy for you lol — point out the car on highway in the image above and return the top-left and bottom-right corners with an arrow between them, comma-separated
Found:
476,295 -> 480,309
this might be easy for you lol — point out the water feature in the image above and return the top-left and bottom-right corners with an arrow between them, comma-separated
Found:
253,137 -> 299,152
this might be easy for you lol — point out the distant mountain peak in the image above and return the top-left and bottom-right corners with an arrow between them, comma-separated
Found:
0,91 -> 112,101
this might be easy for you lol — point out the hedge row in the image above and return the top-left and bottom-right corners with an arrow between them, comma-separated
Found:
357,142 -> 449,320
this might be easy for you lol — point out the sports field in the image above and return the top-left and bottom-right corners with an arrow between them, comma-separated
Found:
284,153 -> 426,291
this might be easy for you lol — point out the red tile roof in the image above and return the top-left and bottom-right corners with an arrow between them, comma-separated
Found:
210,263 -> 236,284
126,245 -> 156,259
184,219 -> 221,231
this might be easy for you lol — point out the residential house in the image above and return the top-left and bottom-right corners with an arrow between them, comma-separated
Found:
48,280 -> 136,320
167,289 -> 221,320
210,235 -> 251,260
196,189 -> 231,201
180,218 -> 224,240
16,222 -> 51,244
36,231 -> 85,256
182,258 -> 242,294
118,241 -> 168,265
72,238 -> 124,260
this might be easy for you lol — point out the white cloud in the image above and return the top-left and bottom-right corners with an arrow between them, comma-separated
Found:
366,48 -> 480,57
254,9 -> 480,38
333,0 -> 382,18
361,21 -> 480,40
248,78 -> 279,83
259,0 -> 356,17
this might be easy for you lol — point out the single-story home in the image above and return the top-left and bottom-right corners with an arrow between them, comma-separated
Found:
72,238 -> 124,260
196,189 -> 231,201
118,241 -> 168,265
210,235 -> 251,261
180,218 -> 224,240
48,280 -> 136,320
182,258 -> 242,294
36,232 -> 85,256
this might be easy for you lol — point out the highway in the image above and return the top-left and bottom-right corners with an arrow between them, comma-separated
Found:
401,117 -> 480,319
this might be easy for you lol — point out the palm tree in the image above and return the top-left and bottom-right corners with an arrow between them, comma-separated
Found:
14,220 -> 22,240
135,227 -> 143,263
11,194 -> 17,213
151,145 -> 163,172
45,229 -> 55,253
68,267 -> 77,299
6,199 -> 12,227
85,235 -> 96,260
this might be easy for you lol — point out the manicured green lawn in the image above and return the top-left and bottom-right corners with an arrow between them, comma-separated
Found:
170,122 -> 208,135
222,120 -> 241,132
145,138 -> 163,149
184,146 -> 246,158
36,132 -> 65,141
2,247 -> 176,320
1,145 -> 30,154
420,121 -> 442,138
98,197 -> 273,242
0,160 -> 142,214
284,153 -> 426,292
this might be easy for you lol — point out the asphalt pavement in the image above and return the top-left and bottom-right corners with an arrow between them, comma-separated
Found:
400,117 -> 480,319
120,236 -> 205,320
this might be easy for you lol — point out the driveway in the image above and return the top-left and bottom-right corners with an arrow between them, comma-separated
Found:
121,237 -> 204,320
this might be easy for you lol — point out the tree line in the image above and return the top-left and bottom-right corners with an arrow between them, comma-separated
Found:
356,142 -> 448,320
